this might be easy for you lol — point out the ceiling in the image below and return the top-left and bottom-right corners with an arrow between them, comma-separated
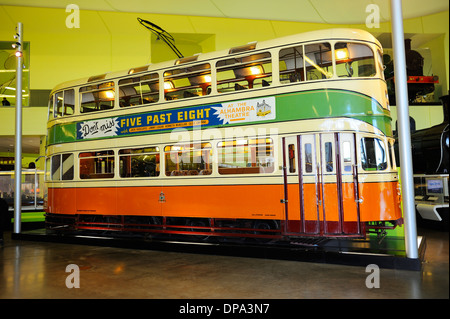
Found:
1,0 -> 448,24
0,136 -> 41,155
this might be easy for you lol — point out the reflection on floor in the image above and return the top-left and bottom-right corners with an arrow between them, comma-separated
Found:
0,227 -> 448,299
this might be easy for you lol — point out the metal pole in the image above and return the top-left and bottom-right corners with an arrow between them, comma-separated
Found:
390,0 -> 418,259
14,22 -> 23,234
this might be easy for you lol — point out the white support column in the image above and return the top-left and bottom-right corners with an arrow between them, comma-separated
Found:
390,0 -> 419,259
14,22 -> 23,234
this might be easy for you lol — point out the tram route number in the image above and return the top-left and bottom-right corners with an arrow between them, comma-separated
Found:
179,303 -> 270,316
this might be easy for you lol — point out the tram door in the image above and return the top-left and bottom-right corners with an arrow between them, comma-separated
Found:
282,133 -> 361,236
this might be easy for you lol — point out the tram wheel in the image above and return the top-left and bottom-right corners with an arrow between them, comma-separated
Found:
187,218 -> 210,240
252,220 -> 276,243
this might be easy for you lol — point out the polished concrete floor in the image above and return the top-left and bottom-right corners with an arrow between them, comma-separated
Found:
0,227 -> 448,299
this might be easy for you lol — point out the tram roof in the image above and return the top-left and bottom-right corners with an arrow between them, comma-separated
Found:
51,28 -> 380,93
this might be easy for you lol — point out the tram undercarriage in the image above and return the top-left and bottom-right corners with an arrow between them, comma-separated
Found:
45,213 -> 402,244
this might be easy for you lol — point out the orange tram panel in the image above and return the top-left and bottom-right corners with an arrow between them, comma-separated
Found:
45,180 -> 402,239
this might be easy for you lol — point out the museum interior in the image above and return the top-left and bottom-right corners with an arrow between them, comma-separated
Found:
0,0 -> 448,303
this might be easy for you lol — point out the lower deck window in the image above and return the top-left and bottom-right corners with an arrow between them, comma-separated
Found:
50,153 -> 74,181
218,138 -> 274,174
79,150 -> 115,179
119,147 -> 160,177
165,143 -> 212,176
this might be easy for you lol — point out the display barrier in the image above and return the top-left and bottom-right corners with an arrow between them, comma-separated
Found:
0,169 -> 44,211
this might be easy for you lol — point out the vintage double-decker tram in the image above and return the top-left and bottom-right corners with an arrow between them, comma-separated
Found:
44,28 -> 402,241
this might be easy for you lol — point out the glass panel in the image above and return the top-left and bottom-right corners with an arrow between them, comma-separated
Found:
119,73 -> 159,107
79,150 -> 115,179
324,142 -> 333,172
342,141 -> 353,172
279,45 -> 304,83
218,138 -> 274,174
217,52 -> 272,93
288,144 -> 296,173
55,91 -> 63,117
64,89 -> 75,115
305,143 -> 313,173
164,63 -> 211,100
335,42 -> 376,78
62,153 -> 74,180
80,82 -> 115,113
51,155 -> 61,180
304,43 -> 333,80
48,94 -> 54,120
165,143 -> 212,176
119,147 -> 160,177
360,137 -> 387,171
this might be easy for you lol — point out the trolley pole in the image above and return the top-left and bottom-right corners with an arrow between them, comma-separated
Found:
390,0 -> 419,259
14,22 -> 23,234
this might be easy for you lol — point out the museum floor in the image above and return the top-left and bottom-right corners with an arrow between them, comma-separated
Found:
0,227 -> 448,299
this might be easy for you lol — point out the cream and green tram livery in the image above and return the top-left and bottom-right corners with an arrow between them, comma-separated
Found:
44,28 -> 402,240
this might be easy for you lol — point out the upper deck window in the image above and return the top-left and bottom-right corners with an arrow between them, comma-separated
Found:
279,45 -> 305,83
279,42 -> 332,83
164,63 -> 211,100
119,73 -> 159,107
216,52 -> 272,93
304,43 -> 333,80
80,81 -> 115,113
51,89 -> 75,118
335,42 -> 376,78
48,94 -> 54,120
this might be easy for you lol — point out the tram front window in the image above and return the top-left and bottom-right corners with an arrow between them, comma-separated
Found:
335,42 -> 376,78
360,137 -> 387,171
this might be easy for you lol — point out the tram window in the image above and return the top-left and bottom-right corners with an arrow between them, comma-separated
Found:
279,45 -> 305,84
62,154 -> 74,180
55,91 -> 63,117
218,138 -> 274,175
304,43 -> 333,80
50,153 -> 74,180
288,144 -> 296,173
165,143 -> 212,176
360,137 -> 387,171
324,142 -> 333,172
335,43 -> 376,78
48,94 -> 54,120
119,147 -> 160,177
216,52 -> 272,93
119,73 -> 159,107
304,143 -> 313,173
388,141 -> 397,169
64,89 -> 75,115
79,150 -> 115,179
376,49 -> 385,80
80,82 -> 115,113
51,155 -> 61,180
342,141 -> 352,172
164,63 -> 211,101
45,157 -> 51,181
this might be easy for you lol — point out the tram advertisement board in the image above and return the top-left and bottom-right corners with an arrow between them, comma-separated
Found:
76,97 -> 275,140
